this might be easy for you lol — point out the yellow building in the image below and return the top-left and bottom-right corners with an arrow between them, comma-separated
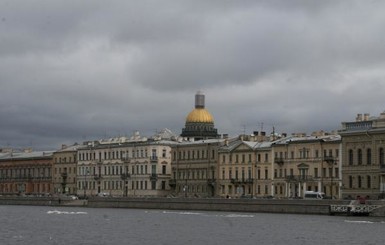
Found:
218,138 -> 255,198
52,144 -> 79,195
171,139 -> 224,197
271,133 -> 341,199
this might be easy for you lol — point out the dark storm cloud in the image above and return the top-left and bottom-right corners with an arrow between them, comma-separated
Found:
1,0 -> 385,149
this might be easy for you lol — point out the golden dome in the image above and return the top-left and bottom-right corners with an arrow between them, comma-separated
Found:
186,108 -> 214,123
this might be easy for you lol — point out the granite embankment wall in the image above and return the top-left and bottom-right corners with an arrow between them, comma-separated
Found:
87,197 -> 349,215
2,197 -> 385,216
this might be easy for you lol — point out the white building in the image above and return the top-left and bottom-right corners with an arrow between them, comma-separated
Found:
76,129 -> 177,197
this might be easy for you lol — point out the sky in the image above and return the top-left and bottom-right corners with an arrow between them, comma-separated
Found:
1,0 -> 385,150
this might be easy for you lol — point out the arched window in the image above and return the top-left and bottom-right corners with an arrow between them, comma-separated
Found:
348,149 -> 354,165
357,149 -> 362,165
367,148 -> 372,165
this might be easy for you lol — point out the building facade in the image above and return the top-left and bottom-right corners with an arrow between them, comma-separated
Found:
171,139 -> 224,197
76,130 -> 176,198
0,149 -> 53,195
339,113 -> 385,199
52,144 -> 80,195
271,133 -> 341,199
217,137 -> 258,198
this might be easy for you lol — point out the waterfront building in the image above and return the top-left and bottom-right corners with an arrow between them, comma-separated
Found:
339,113 -> 385,199
271,133 -> 341,199
0,149 -> 53,195
52,144 -> 81,195
217,136 -> 258,198
170,138 -> 225,197
76,129 -> 176,197
255,140 -> 275,198
181,91 -> 219,140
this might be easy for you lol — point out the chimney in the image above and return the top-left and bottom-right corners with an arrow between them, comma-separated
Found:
364,113 -> 370,121
356,114 -> 363,122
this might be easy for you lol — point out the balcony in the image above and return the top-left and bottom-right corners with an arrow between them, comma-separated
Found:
150,173 -> 158,181
150,156 -> 158,163
324,156 -> 336,164
380,165 -> 385,173
169,179 -> 176,187
121,157 -> 130,163
120,173 -> 131,180
285,175 -> 313,182
94,174 -> 102,181
274,157 -> 284,165
207,179 -> 216,186
231,178 -> 254,184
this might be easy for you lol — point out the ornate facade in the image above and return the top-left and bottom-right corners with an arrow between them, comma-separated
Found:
339,113 -> 385,199
271,134 -> 341,198
76,130 -> 176,197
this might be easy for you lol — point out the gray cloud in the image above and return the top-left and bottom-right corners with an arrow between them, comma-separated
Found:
1,0 -> 385,149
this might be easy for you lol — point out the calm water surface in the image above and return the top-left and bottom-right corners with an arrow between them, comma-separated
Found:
1,205 -> 384,245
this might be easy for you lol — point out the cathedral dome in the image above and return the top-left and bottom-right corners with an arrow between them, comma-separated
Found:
186,108 -> 214,123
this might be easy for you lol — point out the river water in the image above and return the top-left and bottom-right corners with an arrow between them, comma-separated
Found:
1,205 -> 384,245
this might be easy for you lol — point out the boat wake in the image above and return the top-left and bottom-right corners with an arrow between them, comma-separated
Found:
47,210 -> 87,215
161,210 -> 254,218
344,220 -> 374,224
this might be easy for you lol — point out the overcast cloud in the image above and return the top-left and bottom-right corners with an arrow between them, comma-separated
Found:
1,0 -> 385,150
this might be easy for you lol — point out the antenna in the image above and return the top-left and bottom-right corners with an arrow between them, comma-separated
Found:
242,125 -> 246,135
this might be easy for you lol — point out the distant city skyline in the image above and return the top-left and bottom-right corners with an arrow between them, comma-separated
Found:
1,1 -> 385,150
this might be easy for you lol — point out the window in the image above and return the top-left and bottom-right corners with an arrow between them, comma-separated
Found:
348,149 -> 354,165
357,149 -> 362,165
379,148 -> 384,165
358,176 -> 362,188
367,148 -> 372,165
367,175 -> 371,188
162,149 -> 166,158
